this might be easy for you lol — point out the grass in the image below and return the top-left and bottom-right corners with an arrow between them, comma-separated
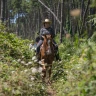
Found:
0,23 -> 96,96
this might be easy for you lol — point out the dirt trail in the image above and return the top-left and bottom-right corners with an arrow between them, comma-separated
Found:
46,84 -> 56,96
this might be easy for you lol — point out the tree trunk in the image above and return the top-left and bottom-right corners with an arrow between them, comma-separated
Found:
1,0 -> 3,21
38,0 -> 60,24
60,0 -> 64,43
80,0 -> 90,36
0,0 -> 1,20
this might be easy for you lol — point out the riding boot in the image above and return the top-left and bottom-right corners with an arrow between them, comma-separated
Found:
55,51 -> 61,61
36,53 -> 40,62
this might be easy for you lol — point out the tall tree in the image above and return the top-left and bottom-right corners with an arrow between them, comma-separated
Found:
5,0 -> 96,40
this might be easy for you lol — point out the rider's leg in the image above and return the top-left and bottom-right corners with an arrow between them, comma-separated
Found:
53,40 -> 61,61
55,48 -> 61,61
52,40 -> 58,46
36,40 -> 43,61
36,40 -> 43,54
35,36 -> 40,43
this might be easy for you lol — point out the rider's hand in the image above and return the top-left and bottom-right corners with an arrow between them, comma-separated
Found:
42,36 -> 45,38
41,36 -> 44,40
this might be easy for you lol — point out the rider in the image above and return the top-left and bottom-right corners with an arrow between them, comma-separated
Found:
36,18 -> 61,61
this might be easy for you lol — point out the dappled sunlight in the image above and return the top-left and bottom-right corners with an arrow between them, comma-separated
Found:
70,9 -> 81,17
0,0 -> 96,94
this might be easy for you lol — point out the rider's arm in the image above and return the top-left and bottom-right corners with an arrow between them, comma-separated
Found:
40,28 -> 44,40
40,28 -> 43,36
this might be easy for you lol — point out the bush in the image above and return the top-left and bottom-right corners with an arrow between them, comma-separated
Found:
0,24 -> 47,96
52,35 -> 96,96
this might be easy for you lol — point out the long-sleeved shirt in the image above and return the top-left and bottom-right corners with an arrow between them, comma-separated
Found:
40,27 -> 55,38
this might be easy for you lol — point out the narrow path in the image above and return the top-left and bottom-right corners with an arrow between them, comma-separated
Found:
46,83 -> 57,96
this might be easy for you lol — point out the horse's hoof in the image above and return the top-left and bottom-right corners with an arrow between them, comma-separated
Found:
42,69 -> 46,72
47,80 -> 52,85
42,78 -> 46,83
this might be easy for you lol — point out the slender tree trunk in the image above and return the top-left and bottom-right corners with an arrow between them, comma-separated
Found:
80,0 -> 90,36
3,0 -> 5,22
5,0 -> 8,26
55,1 -> 60,34
60,0 -> 64,43
81,0 -> 84,20
1,0 -> 3,21
0,0 -> 1,20
38,0 -> 61,24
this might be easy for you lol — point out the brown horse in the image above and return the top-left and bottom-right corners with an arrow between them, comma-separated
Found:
40,34 -> 54,83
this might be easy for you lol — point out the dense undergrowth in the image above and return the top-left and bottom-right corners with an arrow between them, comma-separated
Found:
52,33 -> 96,96
0,23 -> 46,96
0,23 -> 96,96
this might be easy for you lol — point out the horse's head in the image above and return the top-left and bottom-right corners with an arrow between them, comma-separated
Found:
42,34 -> 53,55
46,34 -> 52,40
44,34 -> 53,46
46,34 -> 52,46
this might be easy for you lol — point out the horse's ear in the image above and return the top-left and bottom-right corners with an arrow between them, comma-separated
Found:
46,34 -> 51,39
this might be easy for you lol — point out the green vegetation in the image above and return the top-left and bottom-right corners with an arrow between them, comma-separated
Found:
52,34 -> 96,96
0,23 -> 46,96
0,23 -> 96,96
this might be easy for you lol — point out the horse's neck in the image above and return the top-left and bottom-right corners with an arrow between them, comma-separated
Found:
43,37 -> 47,45
43,38 -> 53,49
42,37 -> 47,50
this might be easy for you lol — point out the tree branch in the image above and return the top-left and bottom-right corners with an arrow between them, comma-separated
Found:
38,0 -> 61,24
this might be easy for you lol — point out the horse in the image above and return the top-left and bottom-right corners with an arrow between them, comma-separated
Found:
40,34 -> 54,84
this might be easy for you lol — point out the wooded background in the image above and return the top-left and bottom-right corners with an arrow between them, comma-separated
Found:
0,0 -> 96,42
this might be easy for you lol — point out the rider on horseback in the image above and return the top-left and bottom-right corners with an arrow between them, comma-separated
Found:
36,19 -> 61,61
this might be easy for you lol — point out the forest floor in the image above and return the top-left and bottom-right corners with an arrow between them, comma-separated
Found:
46,83 -> 57,96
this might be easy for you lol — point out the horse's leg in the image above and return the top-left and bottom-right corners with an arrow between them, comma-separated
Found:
41,59 -> 46,82
47,64 -> 52,84
48,64 -> 52,81
41,59 -> 46,71
42,69 -> 46,82
47,57 -> 54,84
